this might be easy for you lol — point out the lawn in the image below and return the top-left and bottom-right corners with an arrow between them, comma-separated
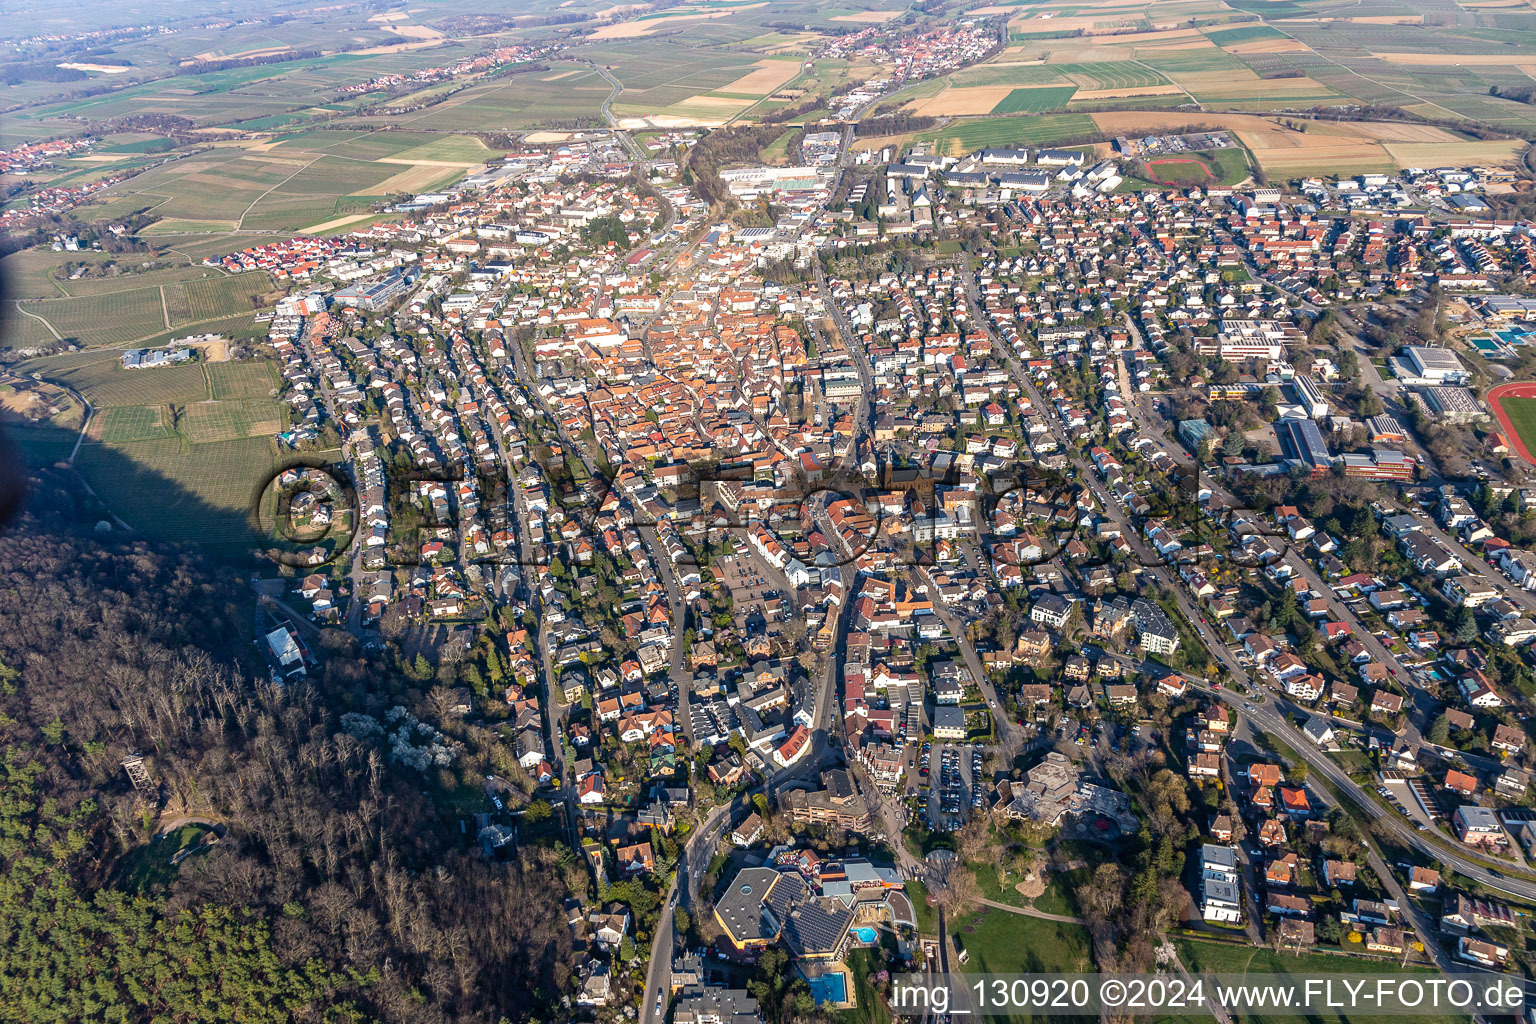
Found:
952,909 -> 1094,1024
1175,937 -> 1462,1024
953,907 -> 1093,973
904,878 -> 937,935
991,86 -> 1079,114
1033,866 -> 1088,916
116,825 -> 214,893
841,947 -> 893,1024
1141,156 -> 1217,186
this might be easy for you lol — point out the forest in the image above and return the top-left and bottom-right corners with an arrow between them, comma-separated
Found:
0,465 -> 577,1023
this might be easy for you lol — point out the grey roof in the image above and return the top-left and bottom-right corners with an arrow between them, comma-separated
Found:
932,705 -> 966,733
714,867 -> 784,944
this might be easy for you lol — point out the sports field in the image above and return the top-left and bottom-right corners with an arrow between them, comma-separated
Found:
1487,383 -> 1536,465
1144,156 -> 1216,185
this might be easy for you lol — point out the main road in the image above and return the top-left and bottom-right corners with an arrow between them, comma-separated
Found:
950,255 -> 1536,909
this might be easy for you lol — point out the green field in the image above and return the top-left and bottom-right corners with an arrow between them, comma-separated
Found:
14,349 -> 285,545
1127,146 -> 1250,189
74,435 -> 273,546
904,879 -> 937,934
953,909 -> 1095,1024
207,361 -> 279,401
950,63 -> 1073,89
17,288 -> 167,348
916,114 -> 1098,155
953,909 -> 1092,976
842,947 -> 893,1024
1205,24 -> 1287,47
1,302 -> 61,349
1062,61 -> 1170,91
1498,395 -> 1536,460
1175,938 -> 1461,1024
992,86 -> 1078,114
93,405 -> 175,444
759,128 -> 798,163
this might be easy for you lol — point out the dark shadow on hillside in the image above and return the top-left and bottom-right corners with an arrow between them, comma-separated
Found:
7,424 -> 280,571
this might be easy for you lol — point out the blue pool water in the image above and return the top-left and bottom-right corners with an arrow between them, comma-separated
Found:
808,973 -> 848,1005
853,926 -> 878,943
1473,337 -> 1500,352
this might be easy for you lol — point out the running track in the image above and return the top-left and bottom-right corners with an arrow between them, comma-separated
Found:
1486,381 -> 1536,465
1145,157 -> 1214,186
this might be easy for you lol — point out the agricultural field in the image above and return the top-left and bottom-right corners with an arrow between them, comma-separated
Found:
91,405 -> 175,444
0,303 -> 62,350
10,270 -> 274,349
207,361 -> 279,401
1204,25 -> 1287,48
915,114 -> 1099,156
1079,110 -> 1468,177
992,85 -> 1079,114
14,349 -> 287,545
583,42 -> 758,112
16,288 -> 169,349
948,63 -> 1075,89
76,148 -> 413,233
74,435 -> 275,547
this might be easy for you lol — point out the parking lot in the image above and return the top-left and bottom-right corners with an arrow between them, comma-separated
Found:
919,742 -> 989,832
713,551 -> 787,631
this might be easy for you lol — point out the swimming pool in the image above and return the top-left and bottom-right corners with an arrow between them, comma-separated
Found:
807,972 -> 848,1005
853,925 -> 878,943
